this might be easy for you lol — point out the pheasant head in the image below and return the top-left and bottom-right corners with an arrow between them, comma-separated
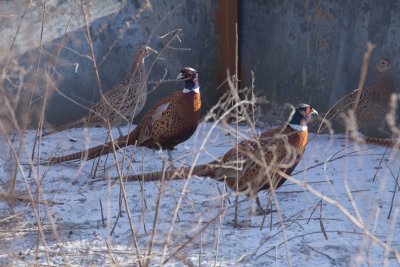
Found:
136,45 -> 157,61
376,58 -> 391,74
288,104 -> 318,130
177,67 -> 200,93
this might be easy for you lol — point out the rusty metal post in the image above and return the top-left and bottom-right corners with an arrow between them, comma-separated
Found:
214,0 -> 239,95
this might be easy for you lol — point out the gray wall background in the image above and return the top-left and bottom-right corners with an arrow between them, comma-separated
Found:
1,0 -> 399,129
240,0 -> 400,120
44,0 -> 220,127
1,0 -> 219,129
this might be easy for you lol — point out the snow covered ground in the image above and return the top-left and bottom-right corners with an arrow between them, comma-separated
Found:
0,122 -> 400,266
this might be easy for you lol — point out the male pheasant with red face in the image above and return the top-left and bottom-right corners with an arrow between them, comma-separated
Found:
45,67 -> 201,163
121,104 -> 318,213
42,45 -> 157,137
321,58 -> 395,141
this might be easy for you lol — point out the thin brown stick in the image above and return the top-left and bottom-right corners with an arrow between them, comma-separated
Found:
1,1 -> 29,75
277,170 -> 400,261
30,15 -> 73,181
79,0 -> 131,124
144,161 -> 167,267
233,23 -> 240,229
105,240 -> 117,264
304,244 -> 335,263
319,198 -> 328,240
316,42 -> 375,134
100,198 -> 105,227
256,230 -> 371,259
353,42 -> 375,111
157,95 -> 255,263
4,1 -> 33,196
140,149 -> 148,233
372,145 -> 390,183
162,207 -> 226,265
385,161 -> 400,219
108,126 -> 143,266
306,199 -> 322,224
342,134 -> 365,226
7,143 -> 52,265
213,187 -> 225,266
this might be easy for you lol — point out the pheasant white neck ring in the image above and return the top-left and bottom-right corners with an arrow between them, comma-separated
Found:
288,123 -> 307,132
183,86 -> 200,94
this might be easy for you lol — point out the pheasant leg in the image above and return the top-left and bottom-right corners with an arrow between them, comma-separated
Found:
255,196 -> 272,215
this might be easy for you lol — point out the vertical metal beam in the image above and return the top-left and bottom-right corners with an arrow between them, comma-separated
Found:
214,0 -> 238,95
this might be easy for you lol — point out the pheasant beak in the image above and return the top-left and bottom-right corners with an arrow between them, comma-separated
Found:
311,108 -> 318,116
147,47 -> 158,54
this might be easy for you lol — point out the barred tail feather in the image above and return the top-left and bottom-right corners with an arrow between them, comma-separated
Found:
122,163 -> 215,182
44,127 -> 140,164
41,117 -> 87,137
364,136 -> 399,147
47,136 -> 131,164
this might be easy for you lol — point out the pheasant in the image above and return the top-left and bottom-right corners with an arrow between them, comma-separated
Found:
320,58 -> 395,140
45,67 -> 201,164
119,104 -> 318,213
41,45 -> 157,137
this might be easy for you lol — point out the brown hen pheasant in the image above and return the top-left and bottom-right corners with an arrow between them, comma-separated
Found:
46,67 -> 201,163
120,104 -> 318,213
321,58 -> 395,142
42,45 -> 157,137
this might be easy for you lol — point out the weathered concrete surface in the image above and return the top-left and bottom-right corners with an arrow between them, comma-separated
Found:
0,0 -> 121,61
3,1 -> 400,130
1,0 -> 219,128
239,0 -> 400,123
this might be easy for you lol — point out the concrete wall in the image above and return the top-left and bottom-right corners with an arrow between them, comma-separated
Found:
1,0 -> 220,128
2,1 -> 400,129
239,0 -> 400,121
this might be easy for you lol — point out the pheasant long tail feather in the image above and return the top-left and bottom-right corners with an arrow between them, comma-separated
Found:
46,136 -> 132,164
41,117 -> 87,137
364,136 -> 399,147
122,163 -> 214,182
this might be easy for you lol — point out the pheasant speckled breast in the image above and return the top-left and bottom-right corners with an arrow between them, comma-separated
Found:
45,67 -> 201,163
324,58 -> 394,137
134,88 -> 201,151
42,45 -> 157,137
86,46 -> 156,127
122,104 -> 318,212
214,123 -> 310,195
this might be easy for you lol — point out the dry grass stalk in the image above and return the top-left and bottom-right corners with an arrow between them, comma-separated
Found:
1,1 -> 400,265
